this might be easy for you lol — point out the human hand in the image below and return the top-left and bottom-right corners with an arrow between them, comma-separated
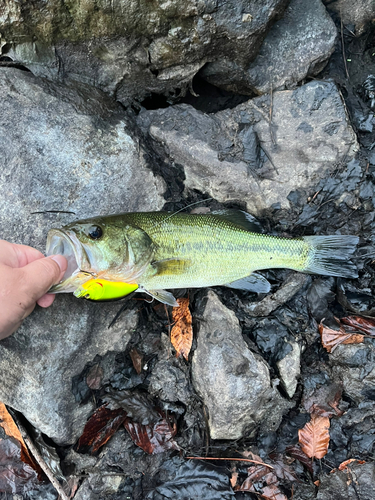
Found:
0,240 -> 67,340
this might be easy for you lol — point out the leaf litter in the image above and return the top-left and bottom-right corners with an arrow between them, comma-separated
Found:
319,314 -> 375,352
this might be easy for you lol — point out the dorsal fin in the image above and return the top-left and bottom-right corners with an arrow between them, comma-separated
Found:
211,209 -> 262,233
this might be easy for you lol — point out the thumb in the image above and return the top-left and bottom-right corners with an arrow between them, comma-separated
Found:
20,255 -> 68,302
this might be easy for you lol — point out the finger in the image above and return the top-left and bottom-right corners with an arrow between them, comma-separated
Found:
0,240 -> 44,268
37,294 -> 56,308
19,255 -> 67,303
12,244 -> 45,267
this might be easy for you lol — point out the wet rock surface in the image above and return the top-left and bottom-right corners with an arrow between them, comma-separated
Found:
138,80 -> 358,214
0,67 -> 163,443
317,462 -> 375,499
324,0 -> 375,35
0,0 -> 289,105
192,290 -> 291,440
202,0 -> 337,95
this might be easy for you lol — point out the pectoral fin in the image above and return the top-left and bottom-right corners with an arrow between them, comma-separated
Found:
152,258 -> 191,276
225,273 -> 271,293
141,288 -> 179,307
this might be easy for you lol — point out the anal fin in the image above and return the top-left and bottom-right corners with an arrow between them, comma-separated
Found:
225,273 -> 271,294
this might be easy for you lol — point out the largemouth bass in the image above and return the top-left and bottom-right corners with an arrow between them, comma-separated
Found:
46,210 -> 359,306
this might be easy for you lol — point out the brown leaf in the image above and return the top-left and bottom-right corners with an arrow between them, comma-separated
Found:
0,403 -> 37,472
130,348 -> 143,375
171,297 -> 193,360
230,470 -> 239,489
86,364 -> 104,390
124,413 -> 180,454
314,480 -> 320,487
341,316 -> 375,336
286,445 -> 313,475
298,414 -> 330,459
238,465 -> 287,500
77,405 -> 127,454
319,319 -> 364,353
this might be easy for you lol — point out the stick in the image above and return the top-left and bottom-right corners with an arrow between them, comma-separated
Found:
340,13 -> 350,80
186,456 -> 274,469
13,418 -> 69,500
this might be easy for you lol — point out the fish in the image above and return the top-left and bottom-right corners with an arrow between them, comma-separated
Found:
46,210 -> 359,306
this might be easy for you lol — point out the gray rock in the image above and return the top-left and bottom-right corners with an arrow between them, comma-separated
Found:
330,342 -> 375,405
323,0 -> 375,35
317,462 -> 375,500
0,297 -> 138,444
138,80 -> 358,214
202,0 -> 337,95
0,0 -> 289,105
246,273 -> 309,317
191,290 -> 291,440
276,340 -> 301,398
0,68 -> 165,248
0,67 -> 165,444
148,333 -> 192,405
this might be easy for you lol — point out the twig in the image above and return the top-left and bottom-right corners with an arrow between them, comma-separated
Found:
186,456 -> 274,469
14,419 -> 69,500
340,13 -> 350,80
269,83 -> 276,146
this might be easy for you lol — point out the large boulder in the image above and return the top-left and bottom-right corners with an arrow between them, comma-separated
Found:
138,80 -> 358,214
192,291 -> 291,440
323,0 -> 375,35
0,67 -> 165,444
202,0 -> 337,95
0,0 -> 290,105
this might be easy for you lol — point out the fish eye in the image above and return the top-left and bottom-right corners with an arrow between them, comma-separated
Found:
88,225 -> 103,240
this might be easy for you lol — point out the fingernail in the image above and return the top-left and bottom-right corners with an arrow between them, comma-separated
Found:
50,255 -> 68,272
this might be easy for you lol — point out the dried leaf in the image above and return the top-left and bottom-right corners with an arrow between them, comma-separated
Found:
341,316 -> 375,336
154,460 -> 233,499
77,406 -> 126,454
0,437 -> 38,494
286,445 -> 313,475
238,465 -> 287,500
298,414 -> 330,459
124,413 -> 180,454
314,480 -> 320,487
130,348 -> 143,374
0,403 -> 36,472
86,364 -> 104,390
319,319 -> 364,353
103,389 -> 160,425
230,470 -> 238,488
171,297 -> 193,360
338,459 -> 366,471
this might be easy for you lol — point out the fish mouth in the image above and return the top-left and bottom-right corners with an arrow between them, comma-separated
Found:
46,229 -> 92,293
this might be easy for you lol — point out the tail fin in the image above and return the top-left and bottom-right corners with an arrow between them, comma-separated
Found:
302,235 -> 359,278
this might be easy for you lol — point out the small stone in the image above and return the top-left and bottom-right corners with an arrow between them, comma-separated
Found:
276,340 -> 301,398
242,13 -> 253,22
